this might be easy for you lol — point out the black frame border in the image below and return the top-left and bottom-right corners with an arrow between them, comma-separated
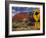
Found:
5,1 -> 45,37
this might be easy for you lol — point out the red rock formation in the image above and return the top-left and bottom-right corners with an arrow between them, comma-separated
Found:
12,12 -> 29,22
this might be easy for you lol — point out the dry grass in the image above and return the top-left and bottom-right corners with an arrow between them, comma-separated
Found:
12,21 -> 40,31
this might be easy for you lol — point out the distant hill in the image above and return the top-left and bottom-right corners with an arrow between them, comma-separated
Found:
12,12 -> 29,22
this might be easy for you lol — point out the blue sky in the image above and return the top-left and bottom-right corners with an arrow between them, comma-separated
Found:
12,7 -> 39,16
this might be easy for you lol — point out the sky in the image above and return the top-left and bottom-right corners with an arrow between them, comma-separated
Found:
12,7 -> 39,16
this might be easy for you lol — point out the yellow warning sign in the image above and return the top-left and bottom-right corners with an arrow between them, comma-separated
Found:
33,9 -> 40,22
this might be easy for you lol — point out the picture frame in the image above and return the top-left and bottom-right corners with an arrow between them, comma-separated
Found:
5,1 -> 45,37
